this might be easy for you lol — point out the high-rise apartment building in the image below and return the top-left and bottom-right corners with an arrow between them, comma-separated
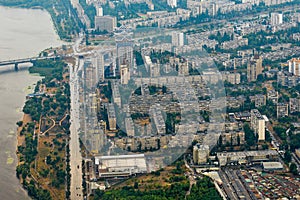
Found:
250,109 -> 265,141
247,53 -> 263,82
96,6 -> 103,16
288,58 -> 300,76
271,12 -> 283,26
167,0 -> 177,8
193,144 -> 209,165
172,31 -> 184,47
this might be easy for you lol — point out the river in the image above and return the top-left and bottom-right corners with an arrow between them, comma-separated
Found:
0,6 -> 63,200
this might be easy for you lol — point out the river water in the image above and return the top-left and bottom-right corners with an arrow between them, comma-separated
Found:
0,6 -> 62,200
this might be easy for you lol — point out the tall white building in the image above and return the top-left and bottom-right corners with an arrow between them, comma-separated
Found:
167,0 -> 177,8
250,109 -> 265,141
96,6 -> 103,17
288,58 -> 300,76
172,31 -> 184,47
271,13 -> 283,26
212,3 -> 218,16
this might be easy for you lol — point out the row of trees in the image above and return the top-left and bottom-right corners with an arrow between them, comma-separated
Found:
79,0 -> 96,27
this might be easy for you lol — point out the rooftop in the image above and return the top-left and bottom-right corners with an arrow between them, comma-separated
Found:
262,162 -> 283,170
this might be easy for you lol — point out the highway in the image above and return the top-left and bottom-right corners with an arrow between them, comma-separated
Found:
69,36 -> 84,200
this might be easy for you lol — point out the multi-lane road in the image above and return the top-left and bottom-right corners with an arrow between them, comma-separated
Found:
69,35 -> 85,199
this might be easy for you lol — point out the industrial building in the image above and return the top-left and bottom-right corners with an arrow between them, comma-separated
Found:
217,150 -> 278,166
262,162 -> 284,171
95,154 -> 147,178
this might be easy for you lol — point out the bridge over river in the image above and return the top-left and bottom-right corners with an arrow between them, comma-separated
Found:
0,55 -> 64,71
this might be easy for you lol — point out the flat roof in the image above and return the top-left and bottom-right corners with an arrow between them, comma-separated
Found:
217,150 -> 278,157
97,154 -> 145,160
262,162 -> 283,169
262,115 -> 269,122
